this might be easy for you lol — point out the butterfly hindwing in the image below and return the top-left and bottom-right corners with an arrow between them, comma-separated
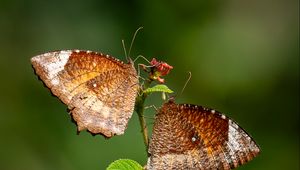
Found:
31,50 -> 138,137
147,100 -> 260,170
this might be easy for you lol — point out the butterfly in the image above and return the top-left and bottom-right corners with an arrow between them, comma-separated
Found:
31,50 -> 138,138
147,100 -> 260,170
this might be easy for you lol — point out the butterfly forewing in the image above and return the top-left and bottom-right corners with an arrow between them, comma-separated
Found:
147,100 -> 260,170
31,50 -> 138,137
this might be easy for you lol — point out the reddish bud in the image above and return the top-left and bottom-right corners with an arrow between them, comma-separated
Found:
149,58 -> 173,83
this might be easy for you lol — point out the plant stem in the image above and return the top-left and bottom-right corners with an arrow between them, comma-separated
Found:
134,79 -> 152,156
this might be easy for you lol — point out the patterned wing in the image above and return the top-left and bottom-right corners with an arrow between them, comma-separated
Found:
31,50 -> 138,137
147,100 -> 260,170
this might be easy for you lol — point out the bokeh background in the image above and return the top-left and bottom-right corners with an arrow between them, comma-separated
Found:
0,0 -> 298,169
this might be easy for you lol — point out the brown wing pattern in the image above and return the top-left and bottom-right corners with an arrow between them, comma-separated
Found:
147,100 -> 260,170
31,50 -> 138,137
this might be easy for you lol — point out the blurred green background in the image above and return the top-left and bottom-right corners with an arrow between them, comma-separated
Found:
0,0 -> 298,169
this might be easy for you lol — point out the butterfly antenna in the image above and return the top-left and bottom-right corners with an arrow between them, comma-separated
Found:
128,27 -> 143,59
178,71 -> 192,98
134,55 -> 151,64
122,39 -> 129,62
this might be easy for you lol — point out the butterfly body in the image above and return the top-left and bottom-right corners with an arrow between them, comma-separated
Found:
147,100 -> 260,170
31,50 -> 138,137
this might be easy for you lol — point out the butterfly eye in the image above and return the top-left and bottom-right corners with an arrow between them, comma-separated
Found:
191,134 -> 199,142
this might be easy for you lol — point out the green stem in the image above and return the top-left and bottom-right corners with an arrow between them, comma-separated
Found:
134,79 -> 153,156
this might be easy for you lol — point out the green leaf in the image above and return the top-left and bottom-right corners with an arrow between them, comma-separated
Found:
106,159 -> 144,170
143,84 -> 173,94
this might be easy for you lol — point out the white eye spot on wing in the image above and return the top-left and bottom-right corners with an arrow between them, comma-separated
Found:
221,114 -> 226,119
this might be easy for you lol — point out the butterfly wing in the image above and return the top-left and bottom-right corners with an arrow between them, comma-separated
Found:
147,101 -> 260,170
31,50 -> 138,137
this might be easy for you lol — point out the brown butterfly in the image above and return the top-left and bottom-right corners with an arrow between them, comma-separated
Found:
147,100 -> 260,170
31,50 -> 138,138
